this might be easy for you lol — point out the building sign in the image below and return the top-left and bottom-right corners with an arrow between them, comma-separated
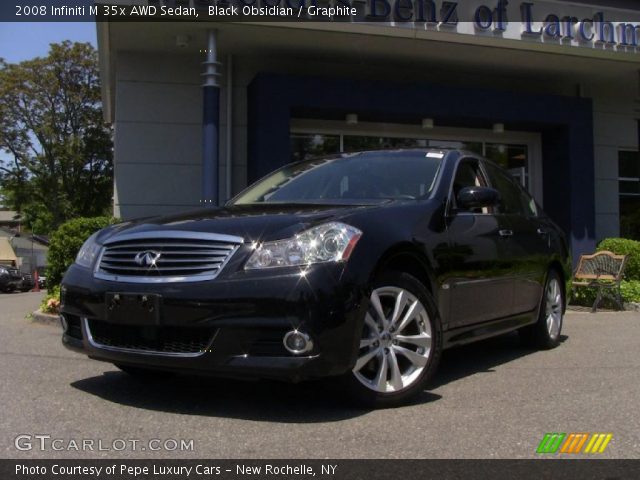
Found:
360,0 -> 640,51
11,0 -> 637,54
144,0 -> 640,54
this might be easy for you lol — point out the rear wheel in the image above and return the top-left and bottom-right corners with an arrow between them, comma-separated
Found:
344,271 -> 442,408
520,269 -> 564,349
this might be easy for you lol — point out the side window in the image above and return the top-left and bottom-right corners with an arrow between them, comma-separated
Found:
520,189 -> 538,217
451,159 -> 489,213
484,162 -> 529,215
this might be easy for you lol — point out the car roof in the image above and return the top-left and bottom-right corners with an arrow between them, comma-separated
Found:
342,148 -> 457,156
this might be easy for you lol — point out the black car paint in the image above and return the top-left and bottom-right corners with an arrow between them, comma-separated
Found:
61,150 -> 571,381
0,266 -> 33,293
0,266 -> 23,292
17,273 -> 35,292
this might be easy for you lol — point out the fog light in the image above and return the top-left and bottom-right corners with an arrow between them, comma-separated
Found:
283,330 -> 313,355
59,314 -> 68,332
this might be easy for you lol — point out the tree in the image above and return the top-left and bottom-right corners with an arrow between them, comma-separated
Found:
0,41 -> 113,234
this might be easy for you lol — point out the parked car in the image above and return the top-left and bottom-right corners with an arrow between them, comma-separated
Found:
0,264 -> 23,293
0,238 -> 21,293
38,276 -> 47,290
60,149 -> 570,407
17,273 -> 35,292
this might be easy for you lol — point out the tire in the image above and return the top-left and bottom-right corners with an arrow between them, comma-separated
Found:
115,364 -> 174,380
519,269 -> 564,349
342,271 -> 442,408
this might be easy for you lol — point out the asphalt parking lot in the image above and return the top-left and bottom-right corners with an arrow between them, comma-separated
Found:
1,291 -> 639,459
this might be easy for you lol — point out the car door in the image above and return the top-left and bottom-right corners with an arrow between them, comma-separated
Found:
443,157 -> 515,328
483,161 -> 548,314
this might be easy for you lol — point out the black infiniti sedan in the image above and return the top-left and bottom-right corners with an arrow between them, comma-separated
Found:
61,149 -> 570,407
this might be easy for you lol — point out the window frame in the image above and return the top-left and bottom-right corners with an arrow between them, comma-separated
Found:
618,149 -> 640,234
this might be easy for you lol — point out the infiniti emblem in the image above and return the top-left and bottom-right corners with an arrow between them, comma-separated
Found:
134,250 -> 161,268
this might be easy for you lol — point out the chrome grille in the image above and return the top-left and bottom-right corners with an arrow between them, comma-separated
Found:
95,230 -> 243,283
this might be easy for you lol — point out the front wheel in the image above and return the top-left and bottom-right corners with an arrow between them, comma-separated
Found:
343,271 -> 442,408
520,269 -> 564,349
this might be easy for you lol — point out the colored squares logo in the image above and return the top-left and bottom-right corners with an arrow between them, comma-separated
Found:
537,433 -> 613,454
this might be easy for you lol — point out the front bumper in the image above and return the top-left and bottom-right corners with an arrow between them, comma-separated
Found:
60,261 -> 368,381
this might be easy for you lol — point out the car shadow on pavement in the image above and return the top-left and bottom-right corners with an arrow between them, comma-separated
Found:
70,372 -> 442,422
70,331 -> 560,420
430,331 -> 568,389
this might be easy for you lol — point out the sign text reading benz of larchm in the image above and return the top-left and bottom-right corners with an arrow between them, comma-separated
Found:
185,0 -> 640,50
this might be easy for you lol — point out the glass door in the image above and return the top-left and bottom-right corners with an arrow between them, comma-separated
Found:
289,120 -> 542,203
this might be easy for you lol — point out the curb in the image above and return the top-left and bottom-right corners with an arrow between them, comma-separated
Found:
568,303 -> 640,313
624,303 -> 640,312
31,309 -> 60,326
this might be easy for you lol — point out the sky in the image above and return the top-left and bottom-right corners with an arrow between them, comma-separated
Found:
0,22 -> 97,63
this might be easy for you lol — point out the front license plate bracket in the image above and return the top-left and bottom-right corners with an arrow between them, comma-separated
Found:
105,293 -> 162,326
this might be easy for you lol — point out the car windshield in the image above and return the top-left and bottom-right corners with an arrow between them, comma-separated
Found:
231,151 -> 443,205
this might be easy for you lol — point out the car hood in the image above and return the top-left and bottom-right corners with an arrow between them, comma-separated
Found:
100,202 -> 386,244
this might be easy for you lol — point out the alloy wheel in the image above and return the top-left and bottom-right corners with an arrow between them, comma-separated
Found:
545,278 -> 563,340
353,286 -> 432,393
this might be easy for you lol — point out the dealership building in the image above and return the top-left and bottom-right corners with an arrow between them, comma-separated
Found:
97,0 -> 640,259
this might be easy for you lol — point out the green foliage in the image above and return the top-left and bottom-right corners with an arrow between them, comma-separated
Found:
571,237 -> 640,308
571,280 -> 640,307
571,282 -> 600,307
0,41 -> 113,234
620,210 -> 640,242
40,285 -> 61,314
597,238 -> 640,281
621,280 -> 640,303
20,201 -> 54,236
47,216 -> 115,287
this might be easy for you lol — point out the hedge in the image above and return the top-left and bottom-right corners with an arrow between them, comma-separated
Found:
620,210 -> 640,242
572,279 -> 640,306
597,238 -> 640,281
47,216 -> 117,288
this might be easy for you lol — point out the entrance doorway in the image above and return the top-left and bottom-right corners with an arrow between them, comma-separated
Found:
290,119 -> 543,205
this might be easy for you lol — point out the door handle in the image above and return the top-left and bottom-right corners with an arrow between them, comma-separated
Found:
499,229 -> 513,237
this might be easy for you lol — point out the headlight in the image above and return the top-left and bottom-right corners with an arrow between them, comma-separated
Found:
0,266 -> 7,275
245,221 -> 362,270
75,232 -> 102,269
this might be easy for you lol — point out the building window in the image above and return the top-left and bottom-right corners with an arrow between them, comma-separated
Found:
485,143 -> 529,188
291,132 -> 530,190
290,134 -> 340,162
343,136 -> 428,152
619,150 -> 640,240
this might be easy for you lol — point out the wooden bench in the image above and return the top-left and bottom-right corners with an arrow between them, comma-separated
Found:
571,250 -> 628,312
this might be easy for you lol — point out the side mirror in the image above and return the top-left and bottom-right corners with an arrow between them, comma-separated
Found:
456,186 -> 500,210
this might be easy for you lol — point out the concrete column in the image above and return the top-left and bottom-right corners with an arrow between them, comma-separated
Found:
201,30 -> 221,206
